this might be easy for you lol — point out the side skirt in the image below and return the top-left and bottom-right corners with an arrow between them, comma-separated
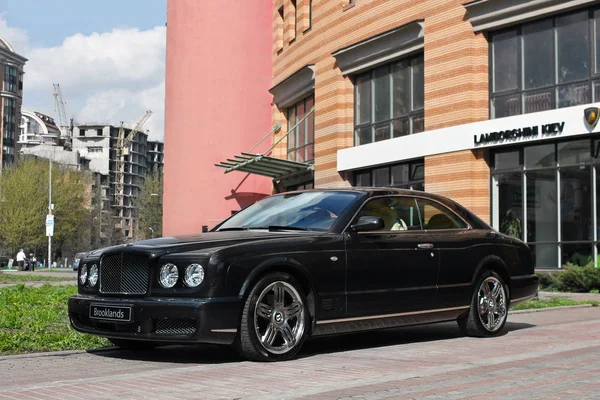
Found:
311,306 -> 469,336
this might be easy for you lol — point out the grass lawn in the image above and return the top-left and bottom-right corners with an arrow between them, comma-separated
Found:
512,296 -> 599,311
0,284 -> 109,355
0,273 -> 75,284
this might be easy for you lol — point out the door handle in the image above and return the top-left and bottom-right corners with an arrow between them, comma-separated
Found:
417,243 -> 434,249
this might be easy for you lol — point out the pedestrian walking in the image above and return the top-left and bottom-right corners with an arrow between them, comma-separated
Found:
16,249 -> 26,271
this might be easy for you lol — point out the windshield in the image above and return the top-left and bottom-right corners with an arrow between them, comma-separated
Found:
216,191 -> 361,232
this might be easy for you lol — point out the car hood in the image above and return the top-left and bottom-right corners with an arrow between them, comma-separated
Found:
86,230 -> 324,258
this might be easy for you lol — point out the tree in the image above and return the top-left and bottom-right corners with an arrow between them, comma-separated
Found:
0,158 -> 92,260
135,172 -> 163,240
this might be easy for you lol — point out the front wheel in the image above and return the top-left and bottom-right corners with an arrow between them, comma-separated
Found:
458,270 -> 509,337
236,272 -> 309,362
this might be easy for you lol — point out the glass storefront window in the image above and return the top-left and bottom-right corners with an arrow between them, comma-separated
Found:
525,144 -> 555,168
561,166 -> 592,241
354,160 -> 424,190
492,29 -> 519,93
495,172 -> 523,240
526,169 -> 558,242
287,96 -> 315,163
354,53 -> 424,145
530,244 -> 559,270
373,167 -> 390,186
562,243 -> 593,267
557,11 -> 589,84
523,20 -> 553,90
558,140 -> 591,165
492,138 -> 600,269
490,7 -> 600,118
494,150 -> 520,170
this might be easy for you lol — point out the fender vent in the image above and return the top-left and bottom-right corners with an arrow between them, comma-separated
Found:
322,298 -> 334,311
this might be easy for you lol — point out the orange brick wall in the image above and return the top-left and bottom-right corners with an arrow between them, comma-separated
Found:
425,150 -> 490,223
272,0 -> 492,220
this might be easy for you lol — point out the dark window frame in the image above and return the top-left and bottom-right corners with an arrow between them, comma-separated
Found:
353,53 -> 425,146
353,159 -> 425,190
286,95 -> 315,163
490,7 -> 600,118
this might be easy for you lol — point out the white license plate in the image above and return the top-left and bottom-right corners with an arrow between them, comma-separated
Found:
89,304 -> 132,322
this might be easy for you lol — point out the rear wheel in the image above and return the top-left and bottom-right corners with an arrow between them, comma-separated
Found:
236,272 -> 309,362
458,270 -> 508,337
109,338 -> 159,351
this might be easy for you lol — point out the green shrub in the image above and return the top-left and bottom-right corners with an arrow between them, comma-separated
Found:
538,272 -> 559,291
554,264 -> 600,293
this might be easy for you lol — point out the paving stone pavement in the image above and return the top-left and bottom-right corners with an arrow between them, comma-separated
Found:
0,307 -> 599,400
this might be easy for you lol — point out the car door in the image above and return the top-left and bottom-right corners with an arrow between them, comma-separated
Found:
415,197 -> 480,309
345,196 -> 439,318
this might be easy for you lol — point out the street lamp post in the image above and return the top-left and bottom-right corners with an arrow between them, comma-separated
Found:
48,155 -> 52,269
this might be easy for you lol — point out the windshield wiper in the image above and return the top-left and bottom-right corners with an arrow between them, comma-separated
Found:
257,225 -> 312,231
217,227 -> 249,231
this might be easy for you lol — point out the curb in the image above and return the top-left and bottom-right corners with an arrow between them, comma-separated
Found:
0,347 -> 116,361
509,304 -> 594,315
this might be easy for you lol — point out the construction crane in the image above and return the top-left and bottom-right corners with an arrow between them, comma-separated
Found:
114,110 -> 153,225
52,84 -> 73,142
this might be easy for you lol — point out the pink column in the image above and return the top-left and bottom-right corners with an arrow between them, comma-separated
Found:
163,0 -> 273,235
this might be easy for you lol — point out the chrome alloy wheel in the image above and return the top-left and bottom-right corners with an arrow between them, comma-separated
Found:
254,281 -> 305,355
477,276 -> 507,332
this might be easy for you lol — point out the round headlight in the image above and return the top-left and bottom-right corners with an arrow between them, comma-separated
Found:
184,264 -> 205,287
88,264 -> 98,287
159,263 -> 179,288
79,264 -> 88,285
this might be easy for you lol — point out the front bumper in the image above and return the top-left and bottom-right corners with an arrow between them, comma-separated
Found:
68,294 -> 243,345
510,274 -> 540,306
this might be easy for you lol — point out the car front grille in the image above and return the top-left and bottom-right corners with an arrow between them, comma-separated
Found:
153,318 -> 197,336
99,253 -> 149,295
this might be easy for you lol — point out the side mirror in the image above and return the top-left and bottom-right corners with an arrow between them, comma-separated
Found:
350,216 -> 384,232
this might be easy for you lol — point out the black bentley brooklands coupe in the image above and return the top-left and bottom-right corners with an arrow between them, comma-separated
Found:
69,188 -> 539,361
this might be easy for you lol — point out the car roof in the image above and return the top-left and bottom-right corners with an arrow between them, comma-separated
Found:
281,187 -> 448,202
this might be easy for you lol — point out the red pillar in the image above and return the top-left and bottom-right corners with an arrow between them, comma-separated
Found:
163,0 -> 273,235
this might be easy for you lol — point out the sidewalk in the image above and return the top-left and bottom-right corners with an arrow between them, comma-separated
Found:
1,269 -> 76,278
0,269 -> 76,288
537,290 -> 600,302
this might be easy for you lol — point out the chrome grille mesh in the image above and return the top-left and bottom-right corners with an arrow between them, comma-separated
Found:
153,318 -> 196,336
100,253 -> 149,295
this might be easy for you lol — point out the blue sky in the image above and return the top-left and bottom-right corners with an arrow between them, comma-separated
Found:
0,0 -> 167,140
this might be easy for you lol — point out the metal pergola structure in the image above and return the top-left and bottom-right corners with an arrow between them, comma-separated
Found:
215,108 -> 315,182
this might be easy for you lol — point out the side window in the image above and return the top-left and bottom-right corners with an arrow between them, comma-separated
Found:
416,199 -> 468,230
355,197 -> 422,231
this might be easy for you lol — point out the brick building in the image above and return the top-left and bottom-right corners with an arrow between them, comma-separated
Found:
224,0 -> 596,270
0,36 -> 26,169
165,0 -> 600,269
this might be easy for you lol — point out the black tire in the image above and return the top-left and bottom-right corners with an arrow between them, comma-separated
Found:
109,338 -> 159,351
458,270 -> 509,337
235,272 -> 309,362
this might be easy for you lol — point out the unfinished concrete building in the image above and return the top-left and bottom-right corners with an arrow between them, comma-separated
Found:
73,124 -> 163,239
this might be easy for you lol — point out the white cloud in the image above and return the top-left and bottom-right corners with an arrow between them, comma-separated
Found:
0,15 -> 166,140
77,82 -> 165,140
0,12 -> 29,54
